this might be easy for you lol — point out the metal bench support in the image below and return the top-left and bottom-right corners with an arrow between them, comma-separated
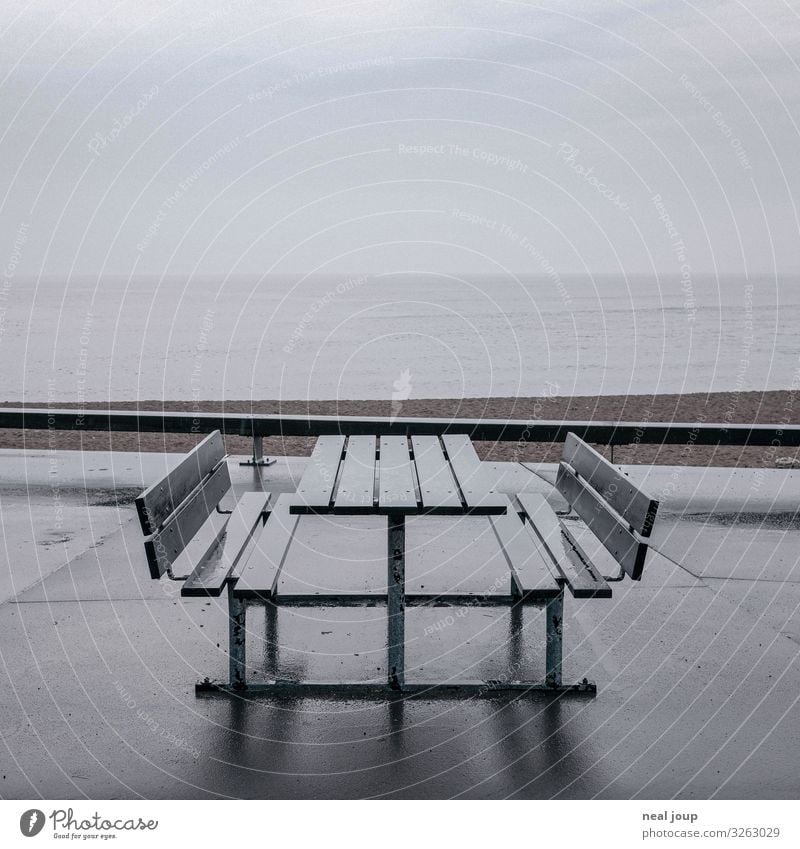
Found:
197,579 -> 595,697
228,582 -> 247,688
545,588 -> 564,688
240,435 -> 276,467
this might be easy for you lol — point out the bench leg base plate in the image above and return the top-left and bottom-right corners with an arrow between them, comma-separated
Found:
195,679 -> 597,697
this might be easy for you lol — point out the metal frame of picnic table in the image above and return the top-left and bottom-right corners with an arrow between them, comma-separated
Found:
197,434 -> 597,698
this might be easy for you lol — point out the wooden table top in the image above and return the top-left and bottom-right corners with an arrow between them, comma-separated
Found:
290,433 -> 507,516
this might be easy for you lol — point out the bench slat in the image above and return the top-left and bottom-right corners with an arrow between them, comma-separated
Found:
143,460 -> 232,579
562,432 -> 659,536
234,495 -> 300,599
181,492 -> 271,597
441,434 -> 506,514
489,498 -> 561,600
294,435 -> 346,512
135,430 -> 225,534
556,463 -> 648,580
516,493 -> 611,598
411,435 -> 462,511
333,435 -> 376,512
378,436 -> 418,512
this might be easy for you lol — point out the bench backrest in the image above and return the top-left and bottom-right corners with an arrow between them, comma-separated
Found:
556,432 -> 659,580
135,430 -> 231,579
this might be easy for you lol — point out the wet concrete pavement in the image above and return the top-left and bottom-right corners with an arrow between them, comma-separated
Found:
1,450 -> 798,799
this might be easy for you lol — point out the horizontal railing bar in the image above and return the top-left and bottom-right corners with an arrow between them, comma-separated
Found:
0,407 -> 797,447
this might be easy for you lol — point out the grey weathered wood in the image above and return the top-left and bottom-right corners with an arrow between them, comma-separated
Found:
489,498 -> 560,600
440,434 -> 506,514
182,492 -> 271,597
556,463 -> 648,580
135,430 -> 225,534
561,432 -> 659,535
333,435 -> 376,512
516,492 -> 611,598
274,515 -> 387,601
234,495 -> 300,599
293,434 -> 346,512
404,515 -> 511,599
411,435 -> 462,511
378,436 -> 418,513
143,460 -> 231,579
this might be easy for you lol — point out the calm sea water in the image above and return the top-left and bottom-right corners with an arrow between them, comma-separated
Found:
2,274 -> 797,402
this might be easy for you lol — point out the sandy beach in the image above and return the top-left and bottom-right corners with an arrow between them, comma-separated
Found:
2,390 -> 797,467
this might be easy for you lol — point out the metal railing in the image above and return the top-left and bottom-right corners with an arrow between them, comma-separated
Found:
1,407 -> 797,464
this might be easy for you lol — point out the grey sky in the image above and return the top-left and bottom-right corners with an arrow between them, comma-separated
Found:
2,0 -> 799,279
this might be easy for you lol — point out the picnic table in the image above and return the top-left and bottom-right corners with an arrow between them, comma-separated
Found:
227,433 -> 586,696
138,429 -> 657,697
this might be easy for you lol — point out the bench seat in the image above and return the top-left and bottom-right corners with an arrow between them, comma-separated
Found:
181,492 -> 271,597
517,493 -> 612,598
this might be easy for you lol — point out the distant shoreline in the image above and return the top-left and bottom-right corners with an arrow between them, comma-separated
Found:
1,390 -> 797,467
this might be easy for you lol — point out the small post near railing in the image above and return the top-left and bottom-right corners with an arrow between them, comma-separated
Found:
240,434 -> 276,467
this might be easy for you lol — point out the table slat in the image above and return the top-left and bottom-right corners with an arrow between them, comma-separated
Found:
441,434 -> 506,514
334,435 -> 376,512
294,435 -> 345,512
378,436 -> 418,512
411,435 -> 462,511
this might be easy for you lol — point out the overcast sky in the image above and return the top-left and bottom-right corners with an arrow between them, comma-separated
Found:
2,0 -> 799,280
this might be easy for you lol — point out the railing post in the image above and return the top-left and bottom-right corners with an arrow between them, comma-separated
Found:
240,433 -> 276,467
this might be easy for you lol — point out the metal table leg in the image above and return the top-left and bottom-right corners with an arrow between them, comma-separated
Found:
387,513 -> 405,690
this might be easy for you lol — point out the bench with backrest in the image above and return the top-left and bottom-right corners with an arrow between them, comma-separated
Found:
135,429 -> 659,696
516,431 -> 660,596
135,430 -> 270,593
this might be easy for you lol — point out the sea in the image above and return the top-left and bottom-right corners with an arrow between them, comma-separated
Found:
2,273 -> 797,403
